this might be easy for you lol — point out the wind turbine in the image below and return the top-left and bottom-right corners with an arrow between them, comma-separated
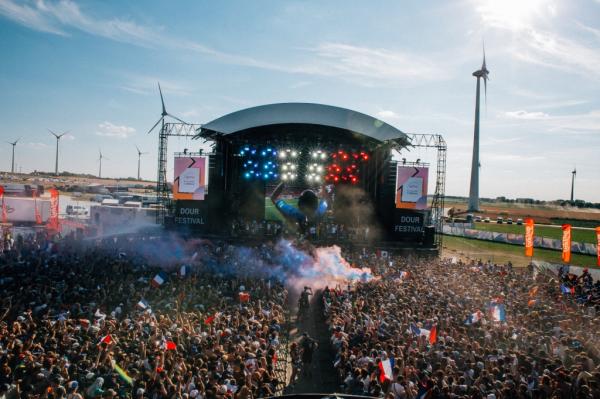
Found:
467,46 -> 490,212
49,130 -> 68,176
570,168 -> 576,203
98,149 -> 108,178
135,145 -> 148,180
6,138 -> 20,174
147,82 -> 187,135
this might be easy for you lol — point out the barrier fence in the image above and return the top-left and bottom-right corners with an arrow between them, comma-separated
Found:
442,225 -> 596,256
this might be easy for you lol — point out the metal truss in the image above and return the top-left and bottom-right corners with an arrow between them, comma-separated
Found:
405,133 -> 447,248
156,122 -> 202,224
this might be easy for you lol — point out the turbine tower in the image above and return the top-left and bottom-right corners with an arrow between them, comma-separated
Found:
98,149 -> 108,178
49,130 -> 67,176
570,168 -> 576,203
468,48 -> 489,212
7,138 -> 20,174
136,145 -> 148,181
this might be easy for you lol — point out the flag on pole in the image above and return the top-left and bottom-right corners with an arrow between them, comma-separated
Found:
162,339 -> 177,351
99,335 -> 112,345
151,271 -> 168,288
112,361 -> 133,385
561,224 -> 571,263
136,299 -> 150,311
409,323 -> 437,344
204,312 -> 221,325
465,310 -> 483,325
378,358 -> 395,383
560,284 -> 575,295
489,304 -> 506,322
525,218 -> 534,257
179,265 -> 190,278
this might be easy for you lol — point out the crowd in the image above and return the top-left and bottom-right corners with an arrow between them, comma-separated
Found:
324,255 -> 600,398
0,232 -> 288,399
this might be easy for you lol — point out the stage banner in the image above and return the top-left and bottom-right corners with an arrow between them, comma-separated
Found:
173,156 -> 208,200
596,227 -> 600,266
561,224 -> 571,263
48,188 -> 60,231
524,218 -> 534,257
395,166 -> 429,210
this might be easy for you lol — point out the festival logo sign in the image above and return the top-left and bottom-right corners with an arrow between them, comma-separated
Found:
173,156 -> 208,201
524,218 -> 534,257
395,166 -> 429,210
561,224 -> 571,263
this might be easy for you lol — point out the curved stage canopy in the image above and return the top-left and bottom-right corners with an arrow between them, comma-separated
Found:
198,102 -> 409,145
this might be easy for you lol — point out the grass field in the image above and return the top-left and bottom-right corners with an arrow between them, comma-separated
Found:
264,197 -> 298,222
442,235 -> 597,268
472,222 -> 596,244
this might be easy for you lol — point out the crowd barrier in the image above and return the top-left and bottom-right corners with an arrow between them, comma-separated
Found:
442,225 -> 596,256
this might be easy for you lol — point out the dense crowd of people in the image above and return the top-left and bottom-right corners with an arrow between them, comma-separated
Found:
2,228 -> 600,399
324,255 -> 600,398
0,232 -> 288,399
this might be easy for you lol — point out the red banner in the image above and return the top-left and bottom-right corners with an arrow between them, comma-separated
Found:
561,224 -> 571,263
33,192 -> 42,225
524,218 -> 534,257
596,227 -> 600,267
48,188 -> 60,231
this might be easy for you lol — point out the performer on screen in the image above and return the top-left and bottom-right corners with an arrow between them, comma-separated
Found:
269,182 -> 328,230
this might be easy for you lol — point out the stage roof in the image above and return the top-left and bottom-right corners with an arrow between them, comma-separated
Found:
198,102 -> 408,144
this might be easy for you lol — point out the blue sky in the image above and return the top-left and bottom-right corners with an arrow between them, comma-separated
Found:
0,0 -> 599,202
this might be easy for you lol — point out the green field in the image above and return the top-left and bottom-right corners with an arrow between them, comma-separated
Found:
473,222 -> 596,244
264,198 -> 298,222
442,235 -> 597,268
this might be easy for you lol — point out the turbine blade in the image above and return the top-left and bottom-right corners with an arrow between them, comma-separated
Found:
48,129 -> 59,138
158,82 -> 166,116
136,145 -> 141,154
167,113 -> 188,124
147,117 -> 163,134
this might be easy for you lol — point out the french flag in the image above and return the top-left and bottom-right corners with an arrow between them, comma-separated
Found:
399,271 -> 409,279
136,299 -> 150,311
410,323 -> 437,345
378,358 -> 395,383
151,271 -> 168,288
179,265 -> 190,278
490,304 -> 506,322
560,284 -> 575,295
465,310 -> 483,325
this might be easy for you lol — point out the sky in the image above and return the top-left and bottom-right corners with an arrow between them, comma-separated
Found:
0,0 -> 599,202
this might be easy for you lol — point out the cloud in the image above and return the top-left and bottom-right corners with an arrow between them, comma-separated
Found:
305,43 -> 447,84
503,110 -> 549,120
500,109 -> 600,134
0,0 -> 66,35
376,110 -> 400,120
0,1 -> 450,87
96,121 -> 136,139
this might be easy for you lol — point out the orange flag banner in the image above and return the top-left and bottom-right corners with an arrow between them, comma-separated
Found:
561,224 -> 571,263
596,227 -> 600,267
48,188 -> 60,231
0,186 -> 6,224
524,218 -> 534,257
